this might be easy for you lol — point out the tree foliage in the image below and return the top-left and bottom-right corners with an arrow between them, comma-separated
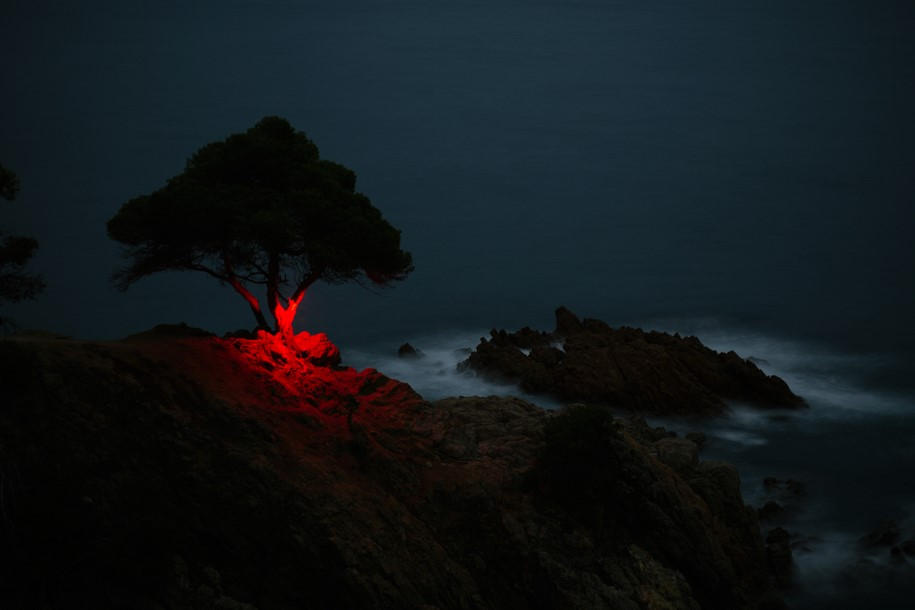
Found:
107,116 -> 413,337
0,164 -> 45,317
0,164 -> 20,201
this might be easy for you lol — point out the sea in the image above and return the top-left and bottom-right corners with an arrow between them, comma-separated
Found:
346,320 -> 915,609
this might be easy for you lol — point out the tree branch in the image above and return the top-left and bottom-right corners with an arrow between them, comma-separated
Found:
215,253 -> 269,329
186,263 -> 229,282
267,252 -> 280,315
290,268 -> 323,303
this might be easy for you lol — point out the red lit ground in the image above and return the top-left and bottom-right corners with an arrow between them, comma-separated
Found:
122,328 -> 426,440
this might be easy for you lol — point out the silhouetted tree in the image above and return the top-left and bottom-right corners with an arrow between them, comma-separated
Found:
0,164 -> 45,319
107,116 -> 413,341
0,164 -> 19,201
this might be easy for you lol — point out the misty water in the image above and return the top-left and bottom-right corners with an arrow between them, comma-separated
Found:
348,322 -> 915,609
3,0 -> 914,607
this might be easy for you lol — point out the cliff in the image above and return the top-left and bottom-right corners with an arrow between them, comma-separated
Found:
0,328 -> 782,609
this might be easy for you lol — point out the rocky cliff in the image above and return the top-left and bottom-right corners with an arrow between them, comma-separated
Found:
461,307 -> 804,415
0,328 -> 783,609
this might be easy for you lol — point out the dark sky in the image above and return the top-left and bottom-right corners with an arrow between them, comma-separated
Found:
2,0 -> 913,357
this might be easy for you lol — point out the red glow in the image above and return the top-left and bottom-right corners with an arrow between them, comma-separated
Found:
158,330 -> 425,427
124,320 -> 425,446
124,329 -> 427,468
272,291 -> 305,342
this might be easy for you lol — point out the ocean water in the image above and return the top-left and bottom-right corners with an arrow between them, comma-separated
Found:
347,330 -> 562,406
646,324 -> 915,609
347,322 -> 915,608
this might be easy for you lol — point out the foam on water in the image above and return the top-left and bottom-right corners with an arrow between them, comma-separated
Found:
637,321 -> 915,608
348,319 -> 915,607
343,330 -> 561,407
642,318 -> 914,419
712,428 -> 769,447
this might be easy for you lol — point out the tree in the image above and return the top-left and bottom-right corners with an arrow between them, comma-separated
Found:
0,163 -> 45,318
107,116 -> 413,342
0,164 -> 20,201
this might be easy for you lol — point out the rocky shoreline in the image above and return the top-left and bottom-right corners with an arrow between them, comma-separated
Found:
0,328 -> 789,609
460,307 -> 805,415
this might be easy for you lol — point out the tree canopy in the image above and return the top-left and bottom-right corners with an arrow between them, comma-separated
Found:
107,116 -> 412,339
0,163 -> 45,321
0,164 -> 20,201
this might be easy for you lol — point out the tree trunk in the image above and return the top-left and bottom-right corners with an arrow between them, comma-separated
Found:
272,291 -> 304,345
226,276 -> 269,331
267,258 -> 321,346
249,304 -> 270,331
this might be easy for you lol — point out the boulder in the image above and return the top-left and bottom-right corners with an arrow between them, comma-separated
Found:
688,461 -> 744,517
555,305 -> 584,335
902,540 -> 915,556
397,342 -> 423,358
290,330 -> 341,367
653,437 -> 700,475
758,501 -> 784,522
758,477 -> 807,523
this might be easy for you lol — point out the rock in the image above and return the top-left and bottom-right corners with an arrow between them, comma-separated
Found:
397,342 -> 423,358
688,461 -> 745,518
223,328 -> 259,339
765,527 -> 793,587
290,331 -> 341,367
785,479 -> 806,496
761,477 -> 805,496
0,334 -> 781,610
758,501 -> 784,521
554,305 -> 584,335
859,519 -> 901,548
531,403 -> 773,609
685,431 -> 707,450
653,437 -> 699,474
460,307 -> 805,416
618,415 -> 676,444
789,535 -> 819,554
758,478 -> 807,525
202,566 -> 221,588
756,592 -> 789,610
125,322 -> 216,340
902,540 -> 915,556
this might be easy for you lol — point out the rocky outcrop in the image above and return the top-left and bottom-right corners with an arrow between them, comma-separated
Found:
860,519 -> 902,548
0,331 -> 780,609
764,527 -> 794,587
397,342 -> 422,358
461,307 -> 805,415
